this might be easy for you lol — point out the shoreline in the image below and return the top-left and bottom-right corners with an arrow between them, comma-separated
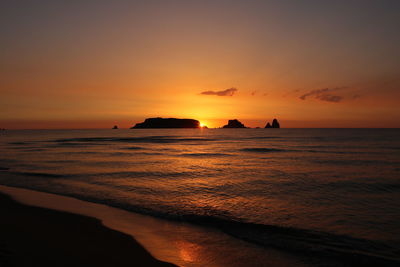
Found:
0,185 -> 187,266
0,189 -> 176,267
8,181 -> 397,266
3,185 -> 399,266
0,185 -> 311,267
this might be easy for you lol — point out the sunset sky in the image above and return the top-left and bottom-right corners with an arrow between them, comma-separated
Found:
1,0 -> 399,128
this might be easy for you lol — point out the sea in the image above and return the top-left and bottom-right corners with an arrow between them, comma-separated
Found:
1,129 -> 399,266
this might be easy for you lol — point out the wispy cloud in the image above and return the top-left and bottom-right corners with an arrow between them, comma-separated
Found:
316,94 -> 343,102
299,87 -> 346,103
200,88 -> 238,96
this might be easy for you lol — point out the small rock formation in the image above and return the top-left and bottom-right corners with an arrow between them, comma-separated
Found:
272,119 -> 280,128
131,118 -> 200,128
265,119 -> 280,128
222,119 -> 246,128
112,125 -> 118,129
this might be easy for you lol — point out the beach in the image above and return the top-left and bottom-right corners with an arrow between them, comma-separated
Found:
0,190 -> 176,267
0,185 -> 313,267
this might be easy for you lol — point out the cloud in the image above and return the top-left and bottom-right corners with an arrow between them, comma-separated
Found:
200,88 -> 238,96
316,94 -> 343,102
299,87 -> 345,103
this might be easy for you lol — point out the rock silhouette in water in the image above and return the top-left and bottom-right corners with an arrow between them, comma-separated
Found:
131,118 -> 200,128
265,119 -> 280,128
222,119 -> 246,128
272,119 -> 280,128
112,125 -> 118,129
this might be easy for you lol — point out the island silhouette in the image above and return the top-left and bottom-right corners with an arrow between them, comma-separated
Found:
130,117 -> 280,128
265,119 -> 280,128
131,118 -> 200,128
222,119 -> 247,128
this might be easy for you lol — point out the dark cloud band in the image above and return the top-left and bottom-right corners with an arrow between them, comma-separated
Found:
201,88 -> 238,96
300,87 -> 345,103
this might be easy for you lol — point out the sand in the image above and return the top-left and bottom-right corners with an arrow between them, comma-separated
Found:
0,192 -> 176,267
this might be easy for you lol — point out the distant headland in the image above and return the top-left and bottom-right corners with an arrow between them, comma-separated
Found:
131,118 -> 200,128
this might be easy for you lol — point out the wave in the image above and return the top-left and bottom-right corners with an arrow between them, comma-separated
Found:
20,148 -> 47,152
0,159 -> 20,164
214,219 -> 399,266
379,146 -> 400,151
56,151 -> 100,155
121,146 -> 145,150
303,149 -> 374,155
9,171 -> 65,178
89,170 -> 202,179
245,136 -> 282,140
48,142 -> 104,147
6,170 -> 197,180
8,142 -> 32,145
3,170 -> 200,180
240,148 -> 287,153
44,160 -> 81,164
53,136 -> 217,144
178,152 -> 233,158
101,151 -> 163,157
322,180 -> 400,194
90,201 -> 400,265
313,159 -> 397,166
0,180 -> 398,266
7,146 -> 42,150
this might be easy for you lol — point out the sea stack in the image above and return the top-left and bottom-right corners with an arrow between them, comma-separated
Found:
222,119 -> 246,128
272,119 -> 280,128
265,119 -> 280,128
131,118 -> 200,128
112,125 -> 118,129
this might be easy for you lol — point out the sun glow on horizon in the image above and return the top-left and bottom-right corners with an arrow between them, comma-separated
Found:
0,1 -> 399,129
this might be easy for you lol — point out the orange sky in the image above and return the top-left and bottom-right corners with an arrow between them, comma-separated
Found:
1,1 -> 399,128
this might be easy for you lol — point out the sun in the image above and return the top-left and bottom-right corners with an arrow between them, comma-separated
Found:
199,122 -> 206,128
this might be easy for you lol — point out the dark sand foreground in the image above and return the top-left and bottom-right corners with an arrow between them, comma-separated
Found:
0,193 -> 176,267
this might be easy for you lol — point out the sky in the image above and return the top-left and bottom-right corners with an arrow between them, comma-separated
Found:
1,0 -> 399,128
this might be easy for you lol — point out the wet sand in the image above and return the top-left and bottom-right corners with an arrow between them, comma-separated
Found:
0,192 -> 176,267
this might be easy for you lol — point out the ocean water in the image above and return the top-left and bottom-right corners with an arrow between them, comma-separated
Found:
1,129 -> 399,265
